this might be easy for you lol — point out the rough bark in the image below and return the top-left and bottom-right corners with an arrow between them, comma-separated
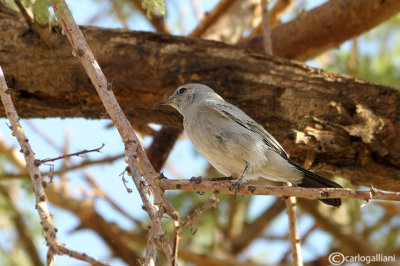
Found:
1,3 -> 400,191
238,0 -> 400,61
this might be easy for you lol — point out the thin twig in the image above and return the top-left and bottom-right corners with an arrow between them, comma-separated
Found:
270,0 -> 295,26
128,0 -> 168,33
1,154 -> 123,179
279,224 -> 318,265
284,183 -> 303,266
14,0 -> 35,29
231,199 -> 286,253
190,0 -> 204,21
0,66 -> 109,266
110,0 -> 129,29
178,197 -> 219,230
49,1 -> 176,263
189,0 -> 236,37
35,143 -> 105,165
261,0 -> 273,55
159,178 -> 400,202
0,184 -> 42,266
84,174 -> 147,230
172,197 -> 219,265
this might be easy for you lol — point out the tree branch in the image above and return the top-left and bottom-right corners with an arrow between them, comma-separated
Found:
1,2 -> 400,190
128,0 -> 168,33
284,189 -> 303,266
238,0 -> 400,60
0,183 -> 42,266
231,199 -> 286,253
0,66 -> 109,265
159,178 -> 400,202
49,1 -> 176,264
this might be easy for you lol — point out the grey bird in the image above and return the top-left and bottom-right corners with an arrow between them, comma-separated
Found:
156,83 -> 342,207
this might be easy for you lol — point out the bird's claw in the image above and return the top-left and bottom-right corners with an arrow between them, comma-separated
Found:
190,176 -> 203,190
229,179 -> 244,200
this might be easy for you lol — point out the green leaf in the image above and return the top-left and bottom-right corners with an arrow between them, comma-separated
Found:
32,0 -> 50,24
141,0 -> 166,19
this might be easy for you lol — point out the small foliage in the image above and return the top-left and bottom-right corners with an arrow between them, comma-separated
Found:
141,0 -> 166,19
32,0 -> 50,24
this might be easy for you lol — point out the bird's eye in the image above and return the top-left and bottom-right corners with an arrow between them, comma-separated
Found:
177,87 -> 187,95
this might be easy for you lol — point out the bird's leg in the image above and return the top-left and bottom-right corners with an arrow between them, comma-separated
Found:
208,176 -> 233,181
190,176 -> 233,189
190,176 -> 203,190
229,162 -> 250,199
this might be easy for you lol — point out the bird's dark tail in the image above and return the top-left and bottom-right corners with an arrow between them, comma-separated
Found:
289,160 -> 342,207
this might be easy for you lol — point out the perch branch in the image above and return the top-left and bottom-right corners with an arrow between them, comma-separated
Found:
159,179 -> 400,202
0,66 -> 109,265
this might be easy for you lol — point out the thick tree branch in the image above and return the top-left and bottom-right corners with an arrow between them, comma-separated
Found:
1,2 -> 400,191
238,0 -> 400,61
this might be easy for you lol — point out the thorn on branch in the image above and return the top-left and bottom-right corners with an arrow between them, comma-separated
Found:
189,227 -> 197,235
72,48 -> 85,58
106,83 -> 113,91
36,144 -> 105,164
319,190 -> 329,198
190,176 -> 203,190
247,185 -> 256,193
124,139 -> 137,146
158,172 -> 167,179
370,185 -> 378,197
119,168 -> 133,193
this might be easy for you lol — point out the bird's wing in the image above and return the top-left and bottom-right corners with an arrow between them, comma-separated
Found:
204,100 -> 288,159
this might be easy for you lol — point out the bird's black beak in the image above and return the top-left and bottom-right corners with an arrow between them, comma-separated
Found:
155,98 -> 172,106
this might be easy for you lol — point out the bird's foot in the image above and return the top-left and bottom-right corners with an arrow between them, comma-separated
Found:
190,176 -> 203,190
229,178 -> 246,199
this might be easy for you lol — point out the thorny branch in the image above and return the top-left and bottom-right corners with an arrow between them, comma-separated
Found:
172,197 -> 219,265
35,143 -> 105,165
0,66 -> 109,265
49,0 -> 176,264
159,178 -> 400,202
261,1 -> 302,263
284,187 -> 303,266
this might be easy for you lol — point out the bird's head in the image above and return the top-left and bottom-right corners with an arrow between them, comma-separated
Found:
155,83 -> 219,114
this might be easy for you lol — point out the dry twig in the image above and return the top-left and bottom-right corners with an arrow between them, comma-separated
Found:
173,197 -> 219,265
35,143 -> 105,165
261,4 -> 301,263
284,184 -> 303,266
261,0 -> 272,55
0,66 -> 109,265
49,0 -> 177,263
159,178 -> 400,202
